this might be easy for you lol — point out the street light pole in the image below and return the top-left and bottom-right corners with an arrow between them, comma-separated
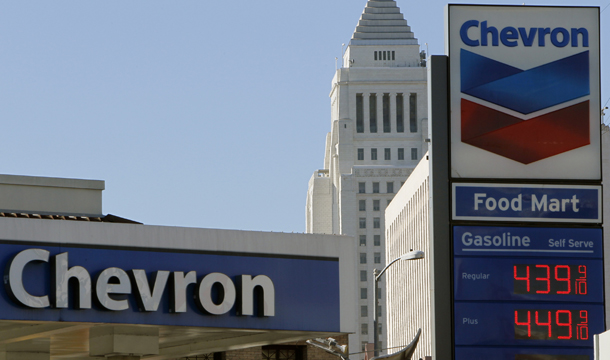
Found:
373,250 -> 424,357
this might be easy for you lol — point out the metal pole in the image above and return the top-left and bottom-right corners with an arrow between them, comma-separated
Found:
428,55 -> 453,360
372,253 -> 422,357
373,268 -> 379,357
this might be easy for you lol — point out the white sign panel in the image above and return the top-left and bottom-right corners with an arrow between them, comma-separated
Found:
447,5 -> 601,180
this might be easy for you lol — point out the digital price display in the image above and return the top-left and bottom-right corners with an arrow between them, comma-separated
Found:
516,356 -> 588,360
453,226 -> 605,360
514,309 -> 589,340
454,303 -> 604,347
455,258 -> 604,302
513,264 -> 588,295
455,347 -> 593,360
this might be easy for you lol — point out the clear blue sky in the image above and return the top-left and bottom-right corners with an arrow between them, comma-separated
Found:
1,1 -> 608,232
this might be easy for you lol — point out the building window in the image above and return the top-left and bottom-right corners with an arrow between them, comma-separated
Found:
361,324 -> 368,335
359,199 -> 366,211
396,93 -> 404,132
362,342 -> 368,352
370,94 -> 377,133
374,252 -> 381,264
360,235 -> 367,246
410,93 -> 417,132
398,148 -> 404,160
383,51 -> 386,60
360,270 -> 367,281
379,323 -> 383,335
359,182 -> 366,193
392,51 -> 395,60
377,306 -> 382,317
357,148 -> 364,161
387,199 -> 392,207
384,148 -> 391,160
373,200 -> 380,211
387,182 -> 394,194
411,148 -> 418,160
361,305 -> 368,317
262,346 -> 303,360
373,182 -> 380,194
359,218 -> 366,229
356,94 -> 364,133
374,235 -> 381,246
371,148 -> 377,160
374,51 -> 377,61
360,253 -> 367,264
361,288 -> 368,299
383,93 -> 390,133
373,217 -> 380,229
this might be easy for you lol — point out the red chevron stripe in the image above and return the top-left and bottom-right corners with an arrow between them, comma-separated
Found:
461,99 -> 590,164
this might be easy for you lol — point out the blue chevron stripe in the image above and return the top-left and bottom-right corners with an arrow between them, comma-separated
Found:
461,50 -> 590,114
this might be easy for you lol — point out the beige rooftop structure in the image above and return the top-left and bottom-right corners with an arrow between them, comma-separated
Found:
0,174 -> 104,216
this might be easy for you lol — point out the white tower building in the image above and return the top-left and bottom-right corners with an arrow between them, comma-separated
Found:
305,1 -> 428,356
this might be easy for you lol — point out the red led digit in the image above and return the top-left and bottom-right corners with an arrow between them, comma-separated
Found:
576,266 -> 587,295
535,310 -> 552,338
577,310 -> 589,340
515,310 -> 531,337
578,265 -> 587,279
579,310 -> 588,324
556,310 -> 573,339
555,265 -> 571,294
576,279 -> 587,295
514,265 -> 530,292
578,325 -> 589,340
536,265 -> 550,294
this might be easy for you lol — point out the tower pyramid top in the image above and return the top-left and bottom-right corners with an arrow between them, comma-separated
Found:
350,0 -> 418,45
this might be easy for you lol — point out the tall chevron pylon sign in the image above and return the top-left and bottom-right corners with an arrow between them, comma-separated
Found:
448,6 -> 601,180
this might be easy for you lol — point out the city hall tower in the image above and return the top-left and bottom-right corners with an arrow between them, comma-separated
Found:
305,0 -> 428,357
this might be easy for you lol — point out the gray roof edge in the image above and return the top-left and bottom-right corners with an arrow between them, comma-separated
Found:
349,39 -> 419,46
0,174 -> 105,190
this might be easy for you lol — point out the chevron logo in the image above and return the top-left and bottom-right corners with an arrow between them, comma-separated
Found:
460,50 -> 591,164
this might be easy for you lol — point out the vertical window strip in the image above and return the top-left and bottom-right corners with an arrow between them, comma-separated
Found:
370,94 -> 377,133
409,93 -> 417,132
383,93 -> 390,133
396,93 -> 404,133
356,94 -> 364,133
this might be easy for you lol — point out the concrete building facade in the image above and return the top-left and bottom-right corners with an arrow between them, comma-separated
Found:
384,156 -> 431,360
305,1 -> 428,356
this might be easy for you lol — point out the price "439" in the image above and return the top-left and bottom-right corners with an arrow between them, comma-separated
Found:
514,264 -> 587,295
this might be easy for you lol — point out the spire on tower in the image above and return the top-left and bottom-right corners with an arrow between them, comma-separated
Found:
351,0 -> 417,45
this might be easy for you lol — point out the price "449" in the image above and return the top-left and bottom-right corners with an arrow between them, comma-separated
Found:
514,309 -> 588,341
